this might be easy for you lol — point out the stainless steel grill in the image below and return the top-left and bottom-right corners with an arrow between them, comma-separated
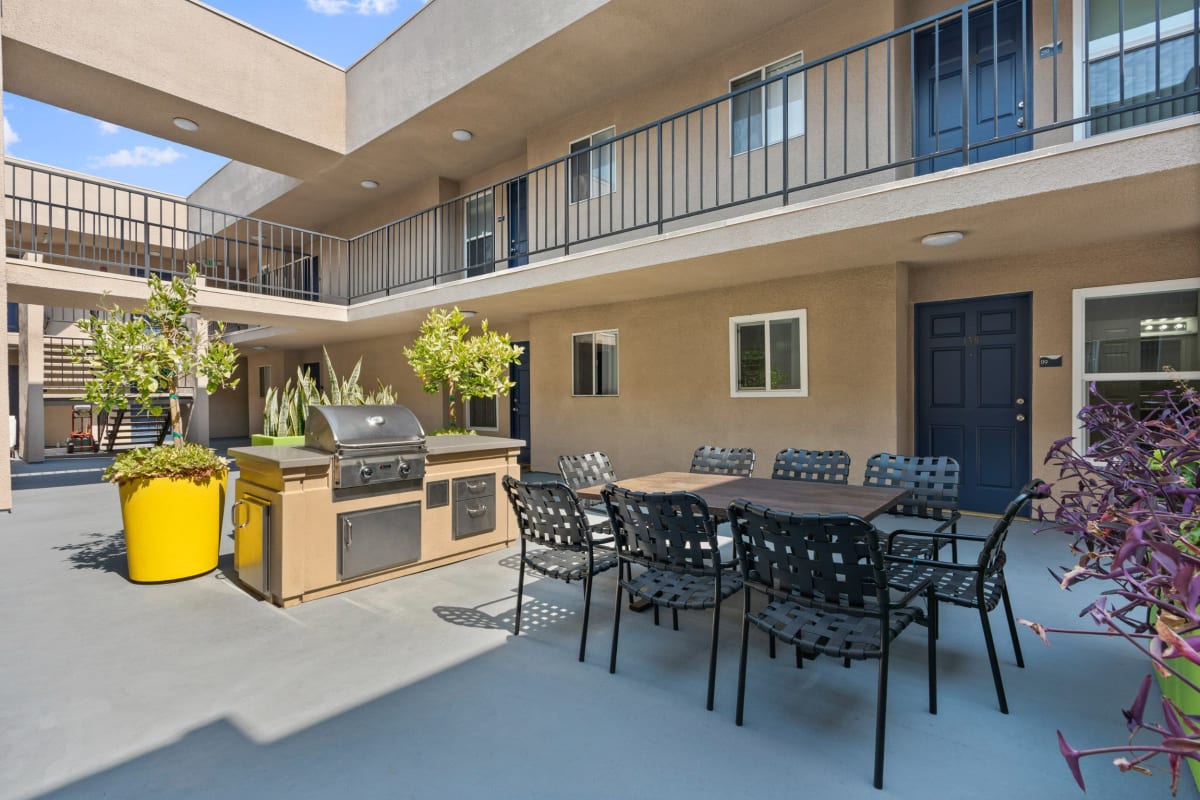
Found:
306,405 -> 427,489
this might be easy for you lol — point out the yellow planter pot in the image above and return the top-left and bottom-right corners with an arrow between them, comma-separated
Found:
118,474 -> 227,582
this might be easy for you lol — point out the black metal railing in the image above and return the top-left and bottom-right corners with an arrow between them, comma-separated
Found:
4,161 -> 351,303
4,1 -> 1197,307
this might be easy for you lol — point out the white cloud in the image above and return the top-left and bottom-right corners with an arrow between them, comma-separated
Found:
3,116 -> 18,149
88,145 -> 183,169
97,121 -> 120,135
305,0 -> 398,15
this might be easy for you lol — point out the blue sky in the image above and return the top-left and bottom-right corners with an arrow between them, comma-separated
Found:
2,0 -> 427,197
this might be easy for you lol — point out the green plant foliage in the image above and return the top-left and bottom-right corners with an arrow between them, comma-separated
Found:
427,426 -> 477,437
71,265 -> 240,448
102,442 -> 229,485
403,307 -> 523,426
260,348 -> 400,436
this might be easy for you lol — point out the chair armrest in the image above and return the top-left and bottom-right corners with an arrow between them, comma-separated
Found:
930,509 -> 963,533
883,553 -> 982,574
886,529 -> 985,547
890,574 -> 935,608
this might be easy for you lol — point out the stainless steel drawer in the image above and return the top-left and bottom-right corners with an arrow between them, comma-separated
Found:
338,501 -> 422,581
452,473 -> 496,540
453,495 -> 496,539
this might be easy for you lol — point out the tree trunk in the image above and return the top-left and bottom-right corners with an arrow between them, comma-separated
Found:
447,381 -> 458,427
169,389 -> 183,448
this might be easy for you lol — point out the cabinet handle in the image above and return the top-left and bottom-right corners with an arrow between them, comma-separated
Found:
466,480 -> 488,492
345,520 -> 353,549
467,502 -> 488,518
231,500 -> 248,530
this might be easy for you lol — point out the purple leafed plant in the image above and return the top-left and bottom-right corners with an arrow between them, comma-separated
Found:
1031,375 -> 1200,794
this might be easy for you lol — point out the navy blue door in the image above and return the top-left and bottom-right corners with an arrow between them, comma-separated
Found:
915,0 -> 1031,174
8,364 -> 17,418
509,341 -> 530,466
915,294 -> 1031,514
507,178 -> 528,268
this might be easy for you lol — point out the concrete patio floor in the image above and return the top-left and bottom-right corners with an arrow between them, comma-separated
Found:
1,461 -> 1194,799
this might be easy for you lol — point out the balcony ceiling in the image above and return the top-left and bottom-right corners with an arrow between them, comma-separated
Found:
1,0 -> 836,232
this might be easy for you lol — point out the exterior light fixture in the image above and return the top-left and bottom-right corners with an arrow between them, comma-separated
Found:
360,180 -> 380,189
920,231 -> 964,247
173,117 -> 199,132
451,129 -> 473,142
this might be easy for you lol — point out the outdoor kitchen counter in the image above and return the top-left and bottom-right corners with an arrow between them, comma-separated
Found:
228,435 -> 524,607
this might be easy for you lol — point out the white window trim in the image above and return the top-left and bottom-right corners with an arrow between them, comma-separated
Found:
463,191 -> 494,267
1072,276 -> 1200,440
465,395 -> 500,432
1071,0 -> 1197,140
729,309 -> 809,398
729,51 -> 806,157
571,329 -> 620,397
568,126 -> 617,205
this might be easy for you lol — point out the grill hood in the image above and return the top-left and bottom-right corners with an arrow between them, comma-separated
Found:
306,405 -> 427,455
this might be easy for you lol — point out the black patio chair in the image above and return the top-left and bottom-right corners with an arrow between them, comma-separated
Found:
557,451 -> 618,534
601,484 -> 741,711
501,475 -> 619,662
729,501 -> 937,790
689,445 -> 756,477
863,453 -> 962,559
884,479 -> 1044,715
771,448 -> 851,484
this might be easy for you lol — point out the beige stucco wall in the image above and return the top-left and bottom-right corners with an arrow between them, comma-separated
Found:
209,357 -> 250,439
528,263 -> 905,477
907,230 -> 1200,487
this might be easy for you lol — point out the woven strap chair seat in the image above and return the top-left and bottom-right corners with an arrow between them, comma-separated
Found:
887,535 -> 940,560
525,547 -> 619,583
887,562 -> 1004,611
620,567 -> 742,610
747,598 -> 923,660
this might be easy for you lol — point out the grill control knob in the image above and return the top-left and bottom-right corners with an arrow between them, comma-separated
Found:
398,460 -> 411,477
360,465 -> 375,481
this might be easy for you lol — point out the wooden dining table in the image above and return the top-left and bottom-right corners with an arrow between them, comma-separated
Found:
576,471 -> 909,521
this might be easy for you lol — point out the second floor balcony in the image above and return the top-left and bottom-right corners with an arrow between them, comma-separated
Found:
3,0 -> 1197,311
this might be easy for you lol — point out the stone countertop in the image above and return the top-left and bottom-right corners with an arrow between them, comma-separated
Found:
229,435 -> 524,468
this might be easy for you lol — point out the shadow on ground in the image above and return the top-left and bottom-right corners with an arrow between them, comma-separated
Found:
53,531 -> 128,577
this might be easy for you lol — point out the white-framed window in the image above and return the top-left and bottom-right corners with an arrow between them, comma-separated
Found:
1073,277 -> 1200,444
1075,0 -> 1198,136
729,309 -> 808,397
572,330 -> 619,396
568,127 -> 616,204
466,395 -> 499,431
464,191 -> 494,273
730,52 -> 806,156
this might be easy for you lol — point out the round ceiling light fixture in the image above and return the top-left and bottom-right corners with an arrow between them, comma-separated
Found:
921,230 -> 965,247
451,129 -> 474,142
360,179 -> 380,189
172,117 -> 199,132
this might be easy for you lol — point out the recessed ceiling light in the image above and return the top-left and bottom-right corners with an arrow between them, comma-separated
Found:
921,231 -> 964,247
360,179 -> 380,189
172,117 -> 199,132
451,129 -> 473,142
459,310 -> 478,318
251,345 -> 268,351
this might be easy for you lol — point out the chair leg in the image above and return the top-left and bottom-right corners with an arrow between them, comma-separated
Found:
706,601 -> 721,711
874,655 -> 890,790
1000,581 -> 1024,668
514,555 -> 526,637
928,594 -> 938,715
979,604 -> 1009,714
673,608 -> 679,631
610,579 -> 623,674
769,634 -> 776,659
653,605 -> 660,626
579,573 -> 593,663
795,646 -> 803,669
736,600 -> 751,726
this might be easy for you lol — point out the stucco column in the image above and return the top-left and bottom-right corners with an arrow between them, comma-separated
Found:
188,315 -> 210,446
0,4 -> 12,509
18,304 -> 45,463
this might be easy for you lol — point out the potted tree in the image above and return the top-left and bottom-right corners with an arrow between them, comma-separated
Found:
1029,377 -> 1200,793
73,265 -> 240,582
403,307 -> 523,434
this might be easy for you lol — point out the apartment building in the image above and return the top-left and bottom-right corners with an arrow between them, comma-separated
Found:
1,0 -> 1197,513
